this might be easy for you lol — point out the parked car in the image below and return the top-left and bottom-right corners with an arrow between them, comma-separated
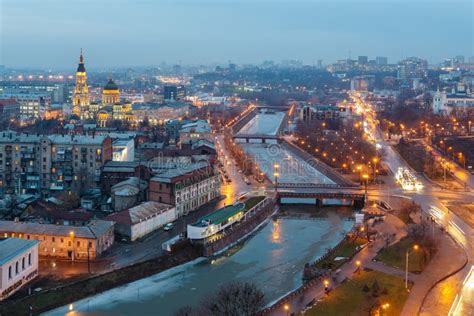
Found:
164,223 -> 174,231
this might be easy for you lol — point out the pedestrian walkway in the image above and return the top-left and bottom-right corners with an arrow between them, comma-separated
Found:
267,212 -> 407,316
402,232 -> 466,316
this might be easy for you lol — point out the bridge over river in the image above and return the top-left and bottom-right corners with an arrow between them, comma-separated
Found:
233,108 -> 360,204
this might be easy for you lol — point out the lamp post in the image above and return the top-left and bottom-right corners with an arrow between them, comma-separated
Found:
273,164 -> 279,193
405,244 -> 419,289
357,165 -> 362,183
355,260 -> 361,274
283,304 -> 289,316
372,158 -> 378,183
69,231 -> 75,262
362,174 -> 369,202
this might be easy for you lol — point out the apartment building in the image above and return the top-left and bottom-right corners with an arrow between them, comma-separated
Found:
149,162 -> 220,217
0,132 -> 112,196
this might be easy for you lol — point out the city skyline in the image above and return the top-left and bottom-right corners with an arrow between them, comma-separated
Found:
1,0 -> 473,69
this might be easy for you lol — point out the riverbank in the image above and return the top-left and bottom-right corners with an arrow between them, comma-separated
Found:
0,242 -> 201,315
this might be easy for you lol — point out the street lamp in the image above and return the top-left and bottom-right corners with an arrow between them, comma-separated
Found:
284,304 -> 289,316
69,231 -> 75,262
362,174 -> 369,201
357,165 -> 362,183
324,279 -> 330,292
274,164 -> 279,193
372,158 -> 378,182
405,244 -> 419,289
355,260 -> 361,274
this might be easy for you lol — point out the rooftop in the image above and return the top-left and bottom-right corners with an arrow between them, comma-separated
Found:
0,238 -> 39,266
0,220 -> 114,239
193,202 -> 245,227
105,201 -> 174,225
150,161 -> 211,183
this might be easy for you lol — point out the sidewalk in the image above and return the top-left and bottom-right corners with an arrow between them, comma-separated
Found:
401,231 -> 466,316
267,212 -> 407,316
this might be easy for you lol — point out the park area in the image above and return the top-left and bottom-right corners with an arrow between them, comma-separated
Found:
306,270 -> 409,316
314,236 -> 368,270
374,237 -> 429,273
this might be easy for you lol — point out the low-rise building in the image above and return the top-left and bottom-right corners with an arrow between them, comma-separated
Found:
0,220 -> 114,260
149,162 -> 220,216
0,238 -> 39,301
432,83 -> 474,115
187,202 -> 245,242
105,201 -> 176,241
111,177 -> 147,211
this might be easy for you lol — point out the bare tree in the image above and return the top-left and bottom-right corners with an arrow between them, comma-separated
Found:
201,281 -> 265,316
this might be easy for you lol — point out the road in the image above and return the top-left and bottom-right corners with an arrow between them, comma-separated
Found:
351,92 -> 474,315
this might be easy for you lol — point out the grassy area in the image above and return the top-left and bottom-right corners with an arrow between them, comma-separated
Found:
244,196 -> 265,210
374,237 -> 428,273
315,237 -> 367,270
305,270 -> 410,316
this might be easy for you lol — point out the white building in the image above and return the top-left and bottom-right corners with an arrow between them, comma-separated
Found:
112,138 -> 135,162
105,201 -> 176,241
0,238 -> 39,300
433,83 -> 474,115
187,202 -> 245,241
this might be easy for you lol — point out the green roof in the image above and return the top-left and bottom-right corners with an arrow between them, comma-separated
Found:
195,203 -> 245,227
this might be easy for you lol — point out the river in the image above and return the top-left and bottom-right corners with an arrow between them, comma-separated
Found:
46,212 -> 353,316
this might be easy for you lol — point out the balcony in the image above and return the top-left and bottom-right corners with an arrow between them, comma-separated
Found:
50,183 -> 64,191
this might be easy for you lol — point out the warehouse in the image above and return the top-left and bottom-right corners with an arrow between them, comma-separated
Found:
106,201 -> 176,241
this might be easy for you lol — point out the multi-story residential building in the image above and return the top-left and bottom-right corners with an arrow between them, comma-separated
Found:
0,238 -> 39,301
0,220 -> 114,260
0,132 -> 112,196
0,99 -> 20,122
0,91 -> 50,120
149,162 -> 220,217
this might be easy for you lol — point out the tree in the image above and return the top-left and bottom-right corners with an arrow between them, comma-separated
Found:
407,221 -> 429,243
56,191 -> 80,210
201,281 -> 265,316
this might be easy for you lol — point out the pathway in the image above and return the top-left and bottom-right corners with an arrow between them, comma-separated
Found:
267,212 -> 407,316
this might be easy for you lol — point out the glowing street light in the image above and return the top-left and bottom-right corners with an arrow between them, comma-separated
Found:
405,244 -> 419,289
284,304 -> 290,316
69,231 -> 75,262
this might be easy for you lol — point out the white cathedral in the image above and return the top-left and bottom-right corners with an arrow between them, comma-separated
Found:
433,82 -> 474,115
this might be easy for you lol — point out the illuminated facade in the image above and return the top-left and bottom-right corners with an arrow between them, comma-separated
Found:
94,78 -> 134,126
72,50 -> 90,119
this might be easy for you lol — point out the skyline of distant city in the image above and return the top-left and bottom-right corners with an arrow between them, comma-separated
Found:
1,0 -> 472,68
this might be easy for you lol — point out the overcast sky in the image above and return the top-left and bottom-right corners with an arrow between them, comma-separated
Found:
1,0 -> 473,69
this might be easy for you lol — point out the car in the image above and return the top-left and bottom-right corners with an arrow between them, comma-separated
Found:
164,223 -> 174,231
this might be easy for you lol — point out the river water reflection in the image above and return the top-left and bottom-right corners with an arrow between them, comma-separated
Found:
46,212 -> 353,316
